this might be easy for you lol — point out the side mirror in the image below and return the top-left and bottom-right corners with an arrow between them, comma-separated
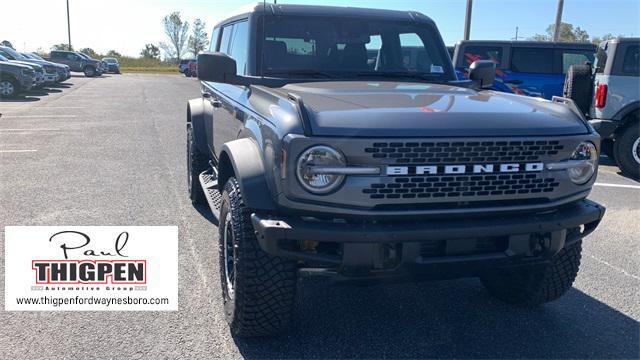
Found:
197,52 -> 239,84
469,60 -> 496,89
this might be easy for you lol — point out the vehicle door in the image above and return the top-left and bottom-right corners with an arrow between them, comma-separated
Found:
454,44 -> 511,93
503,46 -> 557,99
65,53 -> 82,71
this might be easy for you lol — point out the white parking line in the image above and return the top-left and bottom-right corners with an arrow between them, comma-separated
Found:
594,182 -> 640,190
0,129 -> 60,132
587,254 -> 640,281
0,115 -> 77,119
0,150 -> 37,153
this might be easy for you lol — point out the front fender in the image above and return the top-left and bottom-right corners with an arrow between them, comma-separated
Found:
219,138 -> 277,211
187,98 -> 210,156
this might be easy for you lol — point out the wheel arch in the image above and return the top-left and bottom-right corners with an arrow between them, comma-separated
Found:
218,138 -> 277,211
187,98 -> 210,156
613,103 -> 639,132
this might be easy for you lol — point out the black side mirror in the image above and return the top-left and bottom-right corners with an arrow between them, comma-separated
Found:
197,52 -> 240,84
469,60 -> 496,89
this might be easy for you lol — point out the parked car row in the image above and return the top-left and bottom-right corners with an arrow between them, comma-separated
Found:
47,50 -> 120,77
0,46 -> 71,98
179,59 -> 197,77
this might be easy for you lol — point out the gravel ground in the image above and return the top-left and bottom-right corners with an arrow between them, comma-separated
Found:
0,74 -> 638,359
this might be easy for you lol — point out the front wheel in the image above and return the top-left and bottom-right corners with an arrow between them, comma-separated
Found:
83,66 -> 96,77
0,77 -> 18,98
219,177 -> 298,337
613,121 -> 640,179
481,240 -> 582,305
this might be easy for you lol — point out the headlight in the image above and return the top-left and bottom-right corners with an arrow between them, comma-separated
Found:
567,142 -> 598,184
296,145 -> 346,194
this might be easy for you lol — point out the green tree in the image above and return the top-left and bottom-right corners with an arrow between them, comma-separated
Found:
106,50 -> 122,58
188,18 -> 208,57
1,40 -> 14,49
529,22 -> 591,42
79,47 -> 98,57
140,43 -> 161,59
160,12 -> 189,61
592,33 -> 623,45
51,43 -> 72,51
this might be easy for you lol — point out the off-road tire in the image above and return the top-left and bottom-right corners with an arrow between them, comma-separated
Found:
83,66 -> 96,77
219,177 -> 297,337
481,240 -> 582,305
0,77 -> 18,98
613,121 -> 640,179
187,124 -> 208,204
563,64 -> 592,115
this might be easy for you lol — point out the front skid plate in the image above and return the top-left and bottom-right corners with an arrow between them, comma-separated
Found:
199,170 -> 221,221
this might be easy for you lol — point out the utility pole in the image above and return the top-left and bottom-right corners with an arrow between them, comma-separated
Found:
66,0 -> 72,50
553,0 -> 564,41
515,27 -> 519,41
463,0 -> 473,40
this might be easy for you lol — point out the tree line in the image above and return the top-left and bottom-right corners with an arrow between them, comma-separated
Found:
528,22 -> 625,44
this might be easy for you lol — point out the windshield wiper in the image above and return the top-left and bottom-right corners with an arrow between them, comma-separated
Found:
264,69 -> 338,79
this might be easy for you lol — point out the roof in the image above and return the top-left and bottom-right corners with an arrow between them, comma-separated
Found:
219,3 -> 435,26
456,40 -> 596,49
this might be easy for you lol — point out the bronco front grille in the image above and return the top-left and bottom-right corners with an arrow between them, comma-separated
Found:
364,140 -> 564,164
363,173 -> 560,200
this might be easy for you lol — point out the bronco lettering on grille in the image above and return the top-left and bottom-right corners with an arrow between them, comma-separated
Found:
386,163 -> 544,176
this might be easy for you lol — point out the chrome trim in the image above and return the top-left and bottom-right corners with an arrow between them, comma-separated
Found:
308,166 -> 381,175
546,160 -> 592,170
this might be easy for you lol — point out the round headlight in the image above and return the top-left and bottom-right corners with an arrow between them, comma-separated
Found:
568,142 -> 598,184
296,146 -> 346,194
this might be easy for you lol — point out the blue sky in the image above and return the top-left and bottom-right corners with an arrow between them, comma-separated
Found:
2,0 -> 638,56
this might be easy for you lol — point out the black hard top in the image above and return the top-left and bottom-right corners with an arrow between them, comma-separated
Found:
456,40 -> 596,49
219,3 -> 435,26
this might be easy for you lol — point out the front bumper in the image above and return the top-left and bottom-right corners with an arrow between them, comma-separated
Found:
252,199 -> 605,278
44,72 -> 59,83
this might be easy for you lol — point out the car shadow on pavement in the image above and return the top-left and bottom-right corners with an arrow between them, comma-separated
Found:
234,278 -> 638,359
599,155 -> 639,183
0,96 -> 41,103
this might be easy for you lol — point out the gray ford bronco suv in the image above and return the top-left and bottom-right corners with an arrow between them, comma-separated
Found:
187,4 -> 605,337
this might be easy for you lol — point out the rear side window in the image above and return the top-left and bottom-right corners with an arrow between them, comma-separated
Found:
621,45 -> 639,75
462,46 -> 503,69
228,21 -> 249,75
51,52 -> 62,59
561,50 -> 594,73
510,47 -> 554,74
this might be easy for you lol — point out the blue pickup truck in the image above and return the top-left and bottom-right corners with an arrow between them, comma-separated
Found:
452,41 -> 596,100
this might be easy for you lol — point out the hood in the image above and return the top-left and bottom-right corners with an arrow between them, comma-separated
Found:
279,81 -> 589,137
9,60 -> 43,70
0,61 -> 34,71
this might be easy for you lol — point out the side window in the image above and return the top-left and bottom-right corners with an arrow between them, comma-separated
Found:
66,53 -> 77,61
510,47 -> 554,74
210,28 -> 220,52
561,50 -> 594,73
51,52 -> 60,59
219,24 -> 234,54
365,35 -> 382,70
462,46 -> 503,69
228,21 -> 249,75
622,45 -> 639,75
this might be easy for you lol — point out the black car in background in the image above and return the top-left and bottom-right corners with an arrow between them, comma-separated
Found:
102,57 -> 121,74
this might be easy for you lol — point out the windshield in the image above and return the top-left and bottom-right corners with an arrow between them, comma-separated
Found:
29,53 -> 45,60
1,46 -> 27,60
77,53 -> 90,59
0,54 -> 8,61
104,58 -> 117,64
259,16 -> 454,81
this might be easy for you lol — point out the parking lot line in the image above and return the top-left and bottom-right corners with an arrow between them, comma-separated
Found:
594,182 -> 640,190
0,129 -> 61,132
587,254 -> 640,280
0,150 -> 37,153
0,115 -> 78,119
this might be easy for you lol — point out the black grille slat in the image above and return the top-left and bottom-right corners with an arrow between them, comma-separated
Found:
364,140 -> 564,164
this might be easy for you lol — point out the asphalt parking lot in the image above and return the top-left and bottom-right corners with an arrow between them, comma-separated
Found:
0,74 -> 638,359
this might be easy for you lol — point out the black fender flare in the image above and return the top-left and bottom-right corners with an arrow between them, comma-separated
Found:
613,101 -> 640,123
187,98 -> 210,156
219,138 -> 277,211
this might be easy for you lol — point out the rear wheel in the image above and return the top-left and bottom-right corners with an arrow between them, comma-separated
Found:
614,121 -> 640,179
481,240 -> 582,305
563,64 -> 592,115
219,177 -> 298,337
0,77 -> 18,98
